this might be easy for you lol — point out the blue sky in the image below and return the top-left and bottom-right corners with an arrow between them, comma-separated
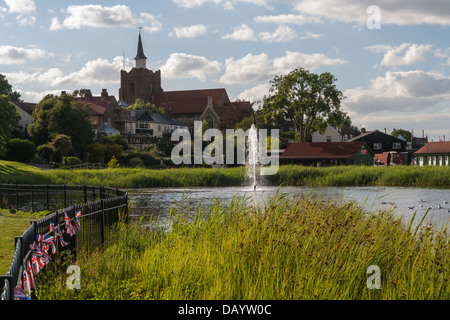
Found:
1,0 -> 450,141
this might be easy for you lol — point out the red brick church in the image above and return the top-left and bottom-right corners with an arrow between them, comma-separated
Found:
118,31 -> 253,132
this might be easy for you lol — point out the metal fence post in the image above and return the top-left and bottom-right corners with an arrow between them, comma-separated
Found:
83,185 -> 87,204
15,184 -> 19,211
64,184 -> 67,208
31,185 -> 34,212
0,184 -> 3,210
1,276 -> 13,300
46,185 -> 50,211
100,199 -> 105,244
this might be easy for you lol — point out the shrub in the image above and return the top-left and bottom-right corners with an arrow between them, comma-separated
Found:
5,138 -> 36,163
117,152 -> 159,168
88,142 -> 123,164
107,156 -> 120,168
64,156 -> 82,166
129,157 -> 143,168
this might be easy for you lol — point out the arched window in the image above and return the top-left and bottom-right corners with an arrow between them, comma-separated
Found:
207,116 -> 214,129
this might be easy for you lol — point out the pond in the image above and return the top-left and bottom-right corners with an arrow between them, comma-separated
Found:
128,186 -> 450,231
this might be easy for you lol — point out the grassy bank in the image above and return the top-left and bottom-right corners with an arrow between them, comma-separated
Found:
2,160 -> 450,188
34,194 -> 449,300
0,209 -> 47,274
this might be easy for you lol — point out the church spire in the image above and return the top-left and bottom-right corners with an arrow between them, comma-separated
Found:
135,28 -> 147,69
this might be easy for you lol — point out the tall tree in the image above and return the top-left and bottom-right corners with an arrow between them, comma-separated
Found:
261,68 -> 345,142
0,74 -> 21,102
28,94 -> 94,155
0,95 -> 20,157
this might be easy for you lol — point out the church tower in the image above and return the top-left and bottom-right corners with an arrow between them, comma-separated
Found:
119,30 -> 163,106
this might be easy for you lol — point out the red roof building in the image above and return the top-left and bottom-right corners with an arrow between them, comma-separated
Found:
415,141 -> 450,166
119,32 -> 252,132
73,89 -> 118,131
280,142 -> 374,166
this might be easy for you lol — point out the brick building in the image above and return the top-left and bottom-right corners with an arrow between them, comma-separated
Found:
118,31 -> 252,133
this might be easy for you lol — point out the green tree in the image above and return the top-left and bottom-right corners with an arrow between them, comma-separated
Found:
0,95 -> 20,157
50,134 -> 72,162
28,94 -> 94,155
0,74 -> 21,102
261,67 -> 345,142
391,128 -> 413,143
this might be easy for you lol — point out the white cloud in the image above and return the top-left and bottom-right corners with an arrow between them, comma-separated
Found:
0,45 -> 49,64
380,43 -> 433,66
5,56 -> 133,88
254,13 -> 323,25
223,24 -> 297,42
160,53 -> 222,81
364,44 -> 394,53
222,24 -> 257,41
220,51 -> 346,85
4,0 -> 35,14
292,0 -> 450,26
220,53 -> 271,85
272,51 -> 347,75
16,14 -> 36,26
169,24 -> 208,38
343,70 -> 450,117
237,83 -> 271,104
172,0 -> 272,9
258,25 -> 297,43
50,5 -> 162,32
300,31 -> 323,40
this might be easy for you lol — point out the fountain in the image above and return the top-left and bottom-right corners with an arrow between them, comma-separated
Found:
247,124 -> 259,191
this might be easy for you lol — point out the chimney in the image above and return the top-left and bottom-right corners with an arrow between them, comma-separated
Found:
207,96 -> 213,107
61,91 -> 66,96
361,127 -> 366,134
101,89 -> 108,99
85,89 -> 92,100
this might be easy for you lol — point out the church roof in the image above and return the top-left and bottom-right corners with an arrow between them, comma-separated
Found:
155,88 -> 230,115
135,32 -> 147,60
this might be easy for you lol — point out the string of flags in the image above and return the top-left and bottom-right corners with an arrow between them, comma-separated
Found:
15,210 -> 82,300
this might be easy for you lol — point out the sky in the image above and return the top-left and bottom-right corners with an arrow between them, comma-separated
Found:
1,0 -> 450,141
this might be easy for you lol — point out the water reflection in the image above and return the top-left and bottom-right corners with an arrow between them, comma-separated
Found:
128,186 -> 450,231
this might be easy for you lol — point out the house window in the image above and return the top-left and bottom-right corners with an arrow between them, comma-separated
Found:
393,142 -> 401,149
419,156 -> 424,167
130,83 -> 135,93
446,156 -> 449,166
373,143 -> 382,150
138,121 -> 149,129
326,136 -> 331,143
207,116 -> 214,129
439,156 -> 443,166
158,125 -> 162,132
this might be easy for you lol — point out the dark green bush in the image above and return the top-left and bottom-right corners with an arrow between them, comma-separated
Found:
5,138 -> 36,163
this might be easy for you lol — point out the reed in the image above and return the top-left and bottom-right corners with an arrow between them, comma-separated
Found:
34,193 -> 449,300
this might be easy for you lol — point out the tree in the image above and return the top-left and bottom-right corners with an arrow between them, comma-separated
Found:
0,95 -> 20,157
261,68 -> 345,142
28,94 -> 94,155
0,74 -> 21,102
391,129 -> 413,143
50,134 -> 72,162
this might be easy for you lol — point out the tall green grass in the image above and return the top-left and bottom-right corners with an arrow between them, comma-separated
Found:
35,194 -> 449,300
2,160 -> 450,188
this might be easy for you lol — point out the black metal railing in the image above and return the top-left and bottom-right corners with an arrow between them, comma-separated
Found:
0,184 -> 128,300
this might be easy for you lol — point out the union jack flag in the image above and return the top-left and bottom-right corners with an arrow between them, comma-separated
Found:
36,234 -> 57,255
49,221 -> 54,233
31,255 -> 45,274
64,212 -> 75,236
14,287 -> 31,300
27,259 -> 35,288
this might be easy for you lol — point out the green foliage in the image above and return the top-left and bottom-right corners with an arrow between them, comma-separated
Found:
27,94 -> 94,154
50,134 -> 72,162
5,138 -> 36,163
34,195 -> 450,300
261,67 -> 345,142
107,156 -> 120,168
0,95 -> 20,157
64,156 -> 82,166
87,142 -> 123,164
36,143 -> 53,161
99,134 -> 130,151
117,152 -> 159,168
0,74 -> 21,102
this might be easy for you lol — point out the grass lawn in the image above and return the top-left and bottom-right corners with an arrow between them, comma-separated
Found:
0,209 -> 47,274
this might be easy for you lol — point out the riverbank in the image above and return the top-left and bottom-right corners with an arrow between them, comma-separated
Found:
2,160 -> 450,188
34,194 -> 449,300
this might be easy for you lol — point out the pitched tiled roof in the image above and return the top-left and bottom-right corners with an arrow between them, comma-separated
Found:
154,89 -> 229,114
415,141 -> 450,154
280,142 -> 367,159
74,96 -> 116,115
14,102 -> 37,115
